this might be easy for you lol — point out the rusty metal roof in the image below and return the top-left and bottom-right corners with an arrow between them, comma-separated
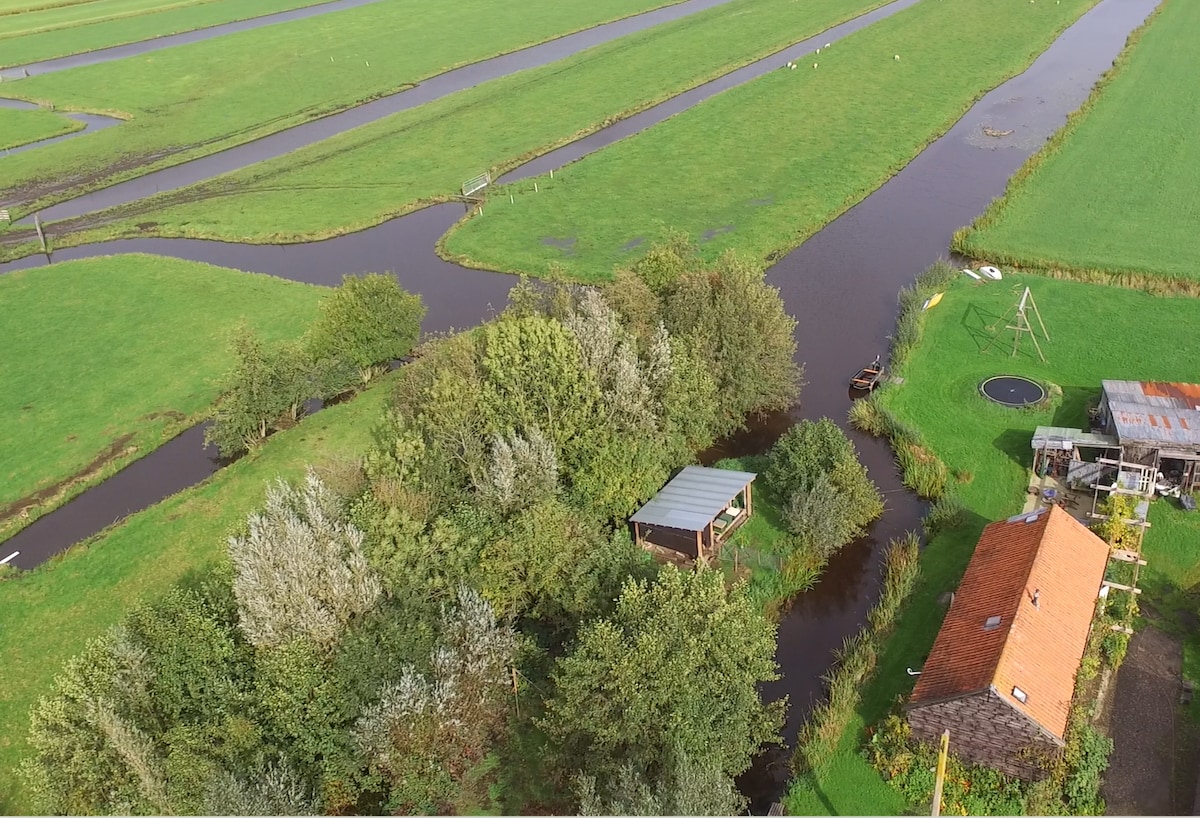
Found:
629,465 -> 756,532
1103,380 -> 1200,447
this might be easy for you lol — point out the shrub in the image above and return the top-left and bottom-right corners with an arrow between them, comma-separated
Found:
924,493 -> 967,536
1101,630 -> 1130,670
767,419 -> 884,555
1062,725 -> 1112,814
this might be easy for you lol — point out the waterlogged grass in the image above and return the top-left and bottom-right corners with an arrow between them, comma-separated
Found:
0,104 -> 81,149
785,272 -> 1200,814
0,374 -> 394,815
0,254 -> 322,541
73,0 -> 892,244
0,0 -> 689,210
443,0 -> 1103,282
957,0 -> 1200,282
0,0 -> 343,68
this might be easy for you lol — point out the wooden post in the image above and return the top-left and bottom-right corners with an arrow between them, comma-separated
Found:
745,481 -> 753,516
634,521 -> 641,547
695,529 -> 703,562
707,522 -> 714,552
33,212 -> 47,253
931,730 -> 949,817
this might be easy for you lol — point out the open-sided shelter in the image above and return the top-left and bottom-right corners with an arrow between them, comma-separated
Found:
906,505 -> 1109,779
629,465 -> 755,563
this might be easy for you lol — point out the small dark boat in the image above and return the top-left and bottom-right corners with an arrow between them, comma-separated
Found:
850,355 -> 886,391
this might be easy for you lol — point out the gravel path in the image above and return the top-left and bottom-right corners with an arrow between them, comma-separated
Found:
1102,625 -> 1181,816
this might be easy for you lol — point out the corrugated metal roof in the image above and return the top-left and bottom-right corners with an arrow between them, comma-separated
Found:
629,465 -> 757,532
1030,426 -> 1118,450
1103,380 -> 1200,447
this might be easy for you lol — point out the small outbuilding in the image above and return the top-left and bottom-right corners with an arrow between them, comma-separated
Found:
906,505 -> 1109,779
629,465 -> 756,563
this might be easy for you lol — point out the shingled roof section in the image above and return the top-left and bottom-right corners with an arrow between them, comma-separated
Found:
909,505 -> 1109,741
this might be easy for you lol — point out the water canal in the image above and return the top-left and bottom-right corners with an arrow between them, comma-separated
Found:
0,0 -> 1161,807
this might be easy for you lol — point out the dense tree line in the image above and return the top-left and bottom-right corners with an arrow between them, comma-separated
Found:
25,242 -> 809,815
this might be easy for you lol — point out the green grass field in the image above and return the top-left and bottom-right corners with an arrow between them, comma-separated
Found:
0,0 -> 343,68
0,105 -> 81,150
786,272 -> 1200,814
0,254 -> 323,542
0,0 -> 686,211
956,0 -> 1198,282
65,0 -> 893,244
0,373 -> 394,815
441,0 -> 1103,282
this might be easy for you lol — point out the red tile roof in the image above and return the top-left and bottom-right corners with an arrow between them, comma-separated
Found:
909,506 -> 1109,740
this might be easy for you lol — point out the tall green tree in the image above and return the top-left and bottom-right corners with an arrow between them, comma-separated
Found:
308,273 -> 426,388
767,418 -> 884,557
205,324 -> 300,457
541,565 -> 783,789
663,250 -> 802,426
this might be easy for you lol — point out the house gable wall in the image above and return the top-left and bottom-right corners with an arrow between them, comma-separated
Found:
907,688 -> 1061,780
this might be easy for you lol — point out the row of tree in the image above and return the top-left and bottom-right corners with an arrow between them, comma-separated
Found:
25,240 -> 813,814
205,274 -> 426,457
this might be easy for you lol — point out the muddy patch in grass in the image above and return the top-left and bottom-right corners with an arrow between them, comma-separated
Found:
0,433 -> 136,529
701,224 -> 734,241
541,235 -> 577,256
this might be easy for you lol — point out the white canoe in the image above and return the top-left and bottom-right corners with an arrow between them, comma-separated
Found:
961,268 -> 982,280
979,265 -> 1003,280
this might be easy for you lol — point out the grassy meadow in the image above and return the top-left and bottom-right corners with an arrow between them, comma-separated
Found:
956,0 -> 1198,282
0,254 -> 323,542
441,0 -> 1103,282
784,271 -> 1200,814
0,0 -> 687,211
0,0 -> 339,68
67,0 -> 893,243
0,373 -> 395,815
0,104 -> 81,150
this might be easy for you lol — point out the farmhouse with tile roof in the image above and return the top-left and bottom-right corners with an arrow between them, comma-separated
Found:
906,505 -> 1109,779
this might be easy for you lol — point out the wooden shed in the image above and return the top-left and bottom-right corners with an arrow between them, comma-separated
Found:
629,465 -> 756,563
906,506 -> 1109,779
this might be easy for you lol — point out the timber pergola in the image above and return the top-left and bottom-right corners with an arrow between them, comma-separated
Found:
629,465 -> 756,563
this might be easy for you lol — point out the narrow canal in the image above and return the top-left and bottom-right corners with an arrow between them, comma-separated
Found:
0,0 -> 1160,808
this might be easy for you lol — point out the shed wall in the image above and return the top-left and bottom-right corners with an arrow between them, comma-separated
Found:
907,688 -> 1060,780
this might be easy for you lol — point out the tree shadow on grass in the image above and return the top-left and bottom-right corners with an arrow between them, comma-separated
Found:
993,428 -> 1034,470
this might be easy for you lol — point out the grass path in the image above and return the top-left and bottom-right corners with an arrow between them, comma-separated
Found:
0,254 -> 323,542
69,0 -> 894,244
956,0 -> 1199,282
442,0 -> 1103,282
0,373 -> 394,814
785,272 -> 1200,813
0,104 -> 81,149
0,0 -> 689,210
0,0 -> 341,68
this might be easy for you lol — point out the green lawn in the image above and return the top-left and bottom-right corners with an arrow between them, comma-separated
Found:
0,104 -> 81,150
0,0 -> 688,211
69,0 -> 892,244
0,373 -> 394,815
786,272 -> 1200,814
441,0 -> 1103,282
0,0 -> 344,68
957,0 -> 1199,282
0,254 -> 323,542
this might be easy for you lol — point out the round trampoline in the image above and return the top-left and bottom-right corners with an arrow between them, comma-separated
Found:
980,375 -> 1046,407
